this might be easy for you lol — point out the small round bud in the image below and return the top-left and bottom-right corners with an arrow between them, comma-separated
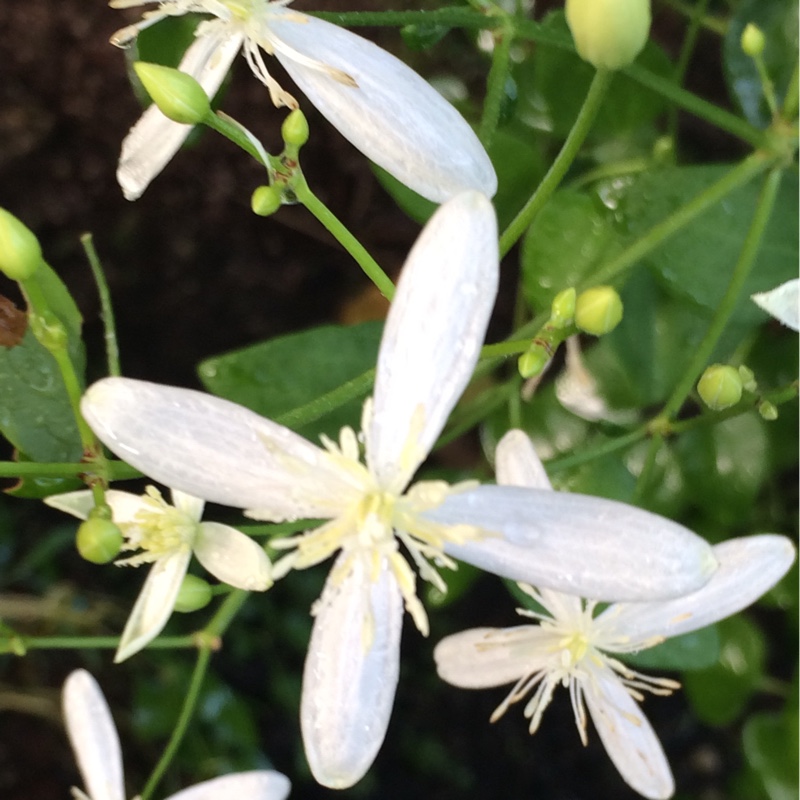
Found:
519,344 -> 551,379
737,364 -> 757,393
652,136 -> 675,164
565,0 -> 651,71
575,286 -> 623,336
282,109 -> 310,148
550,287 -> 576,328
697,364 -> 743,410
758,400 -> 778,421
251,185 -> 283,217
76,517 -> 123,564
0,208 -> 42,280
741,23 -> 765,58
133,62 -> 210,125
173,574 -> 213,613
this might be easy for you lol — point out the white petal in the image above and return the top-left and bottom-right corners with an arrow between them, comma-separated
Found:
81,377 -> 360,520
171,488 -> 206,522
115,548 -> 191,662
269,11 -> 497,202
45,489 -> 155,523
424,485 -> 718,601
164,770 -> 291,800
495,429 -> 553,490
366,191 -> 498,492
118,28 -> 243,200
584,664 -> 674,800
62,670 -> 125,800
600,534 -> 796,644
301,555 -> 403,789
751,278 -> 800,330
45,490 -> 95,520
194,522 -> 272,590
434,626 -> 549,688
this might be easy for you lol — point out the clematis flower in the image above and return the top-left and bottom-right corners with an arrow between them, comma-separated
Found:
109,0 -> 497,202
63,668 -> 291,800
46,487 -> 272,662
434,429 -> 796,800
80,191 -> 716,789
751,278 -> 799,331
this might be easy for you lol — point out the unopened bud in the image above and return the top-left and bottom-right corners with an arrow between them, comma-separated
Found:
519,344 -> 551,379
251,185 -> 283,217
741,23 -> 765,57
76,517 -> 123,564
550,288 -> 576,328
282,109 -> 310,148
697,364 -> 742,410
758,400 -> 778,421
174,574 -> 213,613
133,62 -> 210,125
565,0 -> 651,70
0,208 -> 42,281
737,364 -> 757,393
575,286 -> 623,335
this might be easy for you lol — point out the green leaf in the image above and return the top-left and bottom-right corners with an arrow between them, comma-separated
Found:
742,709 -> 800,800
683,615 -> 766,726
554,453 -> 636,503
623,624 -> 721,672
620,166 -> 799,327
136,14 -> 201,69
723,0 -> 799,128
198,322 -> 382,441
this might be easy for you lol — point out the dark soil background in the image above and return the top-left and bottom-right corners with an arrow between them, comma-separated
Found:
0,1 -> 766,799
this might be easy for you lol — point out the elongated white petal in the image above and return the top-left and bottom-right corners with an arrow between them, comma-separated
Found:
424,485 -> 717,601
194,522 -> 272,590
600,534 -> 796,644
584,663 -> 674,800
115,548 -> 192,662
751,278 -> 799,330
367,191 -> 498,492
301,556 -> 403,789
81,377 -> 361,520
171,488 -> 205,522
268,12 -> 496,202
44,488 -> 151,523
164,770 -> 291,800
495,429 -> 553,490
434,626 -> 549,688
62,670 -> 125,800
118,28 -> 243,200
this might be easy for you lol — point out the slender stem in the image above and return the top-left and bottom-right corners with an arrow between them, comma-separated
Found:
632,434 -> 663,503
545,429 -> 646,473
782,61 -> 799,120
500,69 -> 613,256
80,233 -> 121,377
753,52 -> 779,118
293,177 -> 395,301
479,26 -> 513,148
0,460 -> 140,479
660,167 -> 783,420
204,111 -> 269,166
660,0 -> 728,35
4,635 -> 195,653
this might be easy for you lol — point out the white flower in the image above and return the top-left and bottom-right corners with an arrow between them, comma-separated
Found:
80,191 -> 716,789
434,430 -> 796,800
46,486 -> 272,662
63,668 -> 291,800
751,278 -> 799,331
109,0 -> 497,202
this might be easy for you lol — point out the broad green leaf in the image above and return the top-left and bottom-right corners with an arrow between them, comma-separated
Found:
621,166 -> 799,327
625,439 -> 689,519
723,0 -> 799,128
515,11 -> 672,142
623,624 -> 721,672
683,615 -> 766,726
198,322 -> 382,442
742,709 -> 800,800
555,453 -> 636,503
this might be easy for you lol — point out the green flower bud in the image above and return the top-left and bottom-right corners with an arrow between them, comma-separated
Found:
652,136 -> 675,165
519,344 -> 551,379
758,400 -> 778,421
251,185 -> 283,217
282,109 -> 310,148
565,0 -> 651,70
173,574 -> 213,613
574,286 -> 623,336
741,23 -> 765,57
550,288 -> 576,328
737,364 -> 757,393
0,208 -> 42,281
76,517 -> 123,564
133,62 -> 211,125
697,364 -> 743,410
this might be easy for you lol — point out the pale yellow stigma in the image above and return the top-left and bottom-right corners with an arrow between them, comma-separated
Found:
559,631 -> 590,667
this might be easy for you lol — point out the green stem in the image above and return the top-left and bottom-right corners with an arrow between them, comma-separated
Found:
782,61 -> 799,120
660,0 -> 728,35
586,151 -> 772,288
0,460 -> 140,479
500,69 -> 613,256
632,434 -> 663,502
293,177 -> 395,301
204,111 -> 269,166
660,167 -> 783,420
81,233 -> 121,377
479,26 -> 513,148
4,634 -> 195,654
544,429 -> 646,473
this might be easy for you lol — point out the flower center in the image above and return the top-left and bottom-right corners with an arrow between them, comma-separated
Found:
560,630 -> 590,668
